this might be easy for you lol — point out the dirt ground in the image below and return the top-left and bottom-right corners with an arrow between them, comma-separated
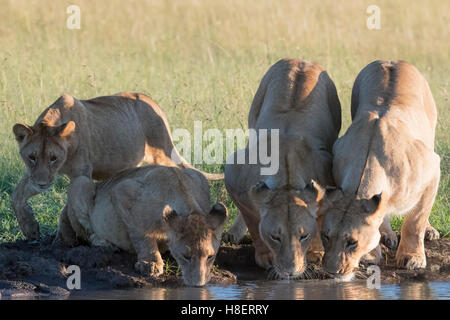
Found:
0,235 -> 448,298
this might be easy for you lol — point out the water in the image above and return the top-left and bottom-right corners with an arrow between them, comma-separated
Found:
69,280 -> 450,300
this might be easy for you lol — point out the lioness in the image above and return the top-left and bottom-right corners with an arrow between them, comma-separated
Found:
12,92 -> 221,241
321,60 -> 441,280
225,59 -> 341,278
66,165 -> 228,287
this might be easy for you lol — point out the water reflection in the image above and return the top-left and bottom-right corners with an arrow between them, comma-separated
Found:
206,280 -> 381,300
70,280 -> 450,300
380,281 -> 443,300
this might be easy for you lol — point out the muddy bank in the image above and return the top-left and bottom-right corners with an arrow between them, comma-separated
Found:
0,235 -> 448,298
0,234 -> 238,298
216,237 -> 450,284
379,238 -> 450,283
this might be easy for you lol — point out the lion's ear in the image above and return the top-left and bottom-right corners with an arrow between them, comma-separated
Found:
208,203 -> 228,231
302,180 -> 328,219
316,186 -> 344,218
13,123 -> 33,143
163,205 -> 182,232
304,179 -> 326,203
363,193 -> 382,214
249,181 -> 272,205
53,121 -> 76,138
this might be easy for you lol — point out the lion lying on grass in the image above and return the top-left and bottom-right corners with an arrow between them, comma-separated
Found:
65,165 -> 228,287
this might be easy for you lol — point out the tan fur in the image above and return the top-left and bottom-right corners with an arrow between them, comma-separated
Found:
66,165 -> 228,287
321,61 -> 441,278
224,59 -> 341,278
222,209 -> 247,244
12,92 -> 222,240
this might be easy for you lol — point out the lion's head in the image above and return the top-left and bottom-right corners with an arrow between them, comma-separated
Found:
320,189 -> 384,280
249,180 -> 326,279
13,121 -> 76,192
163,203 -> 228,286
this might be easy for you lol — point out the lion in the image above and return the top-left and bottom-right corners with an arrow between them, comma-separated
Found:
224,59 -> 342,279
320,60 -> 441,280
65,165 -> 228,287
12,92 -> 222,241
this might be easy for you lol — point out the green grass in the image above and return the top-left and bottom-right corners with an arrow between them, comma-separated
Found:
164,259 -> 181,277
0,0 -> 448,242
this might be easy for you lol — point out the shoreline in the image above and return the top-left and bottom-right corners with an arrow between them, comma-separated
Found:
0,235 -> 448,299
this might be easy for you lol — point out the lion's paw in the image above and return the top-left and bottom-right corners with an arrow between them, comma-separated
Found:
22,218 -> 40,241
381,231 -> 398,249
134,260 -> 164,277
396,253 -> 426,270
222,231 -> 243,245
89,234 -> 112,248
361,246 -> 382,266
222,216 -> 247,244
425,225 -> 440,241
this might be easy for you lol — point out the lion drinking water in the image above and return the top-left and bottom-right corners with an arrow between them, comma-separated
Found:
225,59 -> 342,279
320,61 -> 441,280
66,165 -> 228,287
12,92 -> 222,242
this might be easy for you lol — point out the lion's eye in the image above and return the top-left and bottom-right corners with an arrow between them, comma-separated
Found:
321,233 -> 329,244
346,238 -> 358,250
28,154 -> 36,163
299,233 -> 310,242
207,255 -> 214,261
183,254 -> 192,261
50,155 -> 58,163
270,234 -> 281,243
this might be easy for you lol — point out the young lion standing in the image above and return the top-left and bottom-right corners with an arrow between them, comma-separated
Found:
12,92 -> 221,242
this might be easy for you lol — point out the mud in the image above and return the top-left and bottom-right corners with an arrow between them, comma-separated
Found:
0,234 -> 448,298
379,237 -> 450,283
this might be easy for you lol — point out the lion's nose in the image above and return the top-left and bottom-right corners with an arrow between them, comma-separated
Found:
335,265 -> 352,276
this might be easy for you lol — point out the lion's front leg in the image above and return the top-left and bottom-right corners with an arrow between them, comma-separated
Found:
12,175 -> 41,240
396,174 -> 439,270
240,208 -> 273,270
54,204 -> 77,246
111,179 -> 164,277
132,236 -> 164,277
222,210 -> 247,244
380,215 -> 398,249
67,175 -> 96,241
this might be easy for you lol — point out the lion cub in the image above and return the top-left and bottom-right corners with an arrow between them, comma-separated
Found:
12,92 -> 222,241
65,165 -> 228,287
321,61 -> 440,280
